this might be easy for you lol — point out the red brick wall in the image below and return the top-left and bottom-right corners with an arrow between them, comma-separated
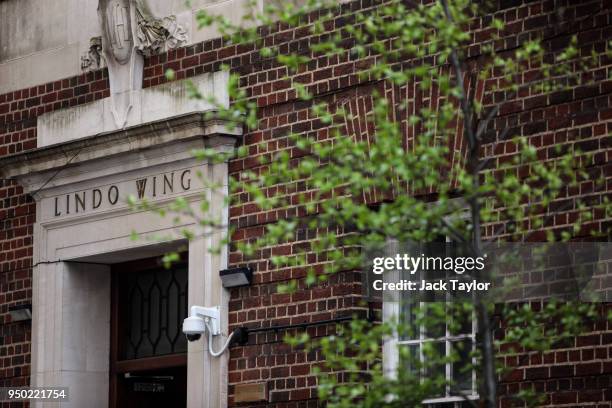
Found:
0,180 -> 33,390
497,303 -> 612,407
0,0 -> 610,407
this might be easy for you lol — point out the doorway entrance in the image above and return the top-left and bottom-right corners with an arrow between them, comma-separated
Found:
110,256 -> 188,408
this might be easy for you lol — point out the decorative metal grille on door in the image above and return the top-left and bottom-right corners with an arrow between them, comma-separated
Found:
120,266 -> 188,359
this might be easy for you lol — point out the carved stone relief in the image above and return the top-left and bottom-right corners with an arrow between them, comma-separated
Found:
134,0 -> 188,57
94,0 -> 188,129
81,37 -> 103,71
96,0 -> 188,63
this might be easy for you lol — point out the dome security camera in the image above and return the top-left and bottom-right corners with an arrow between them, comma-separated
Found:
182,305 -> 244,356
182,315 -> 206,342
182,306 -> 221,342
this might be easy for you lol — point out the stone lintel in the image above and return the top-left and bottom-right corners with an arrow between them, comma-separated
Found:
0,111 -> 241,190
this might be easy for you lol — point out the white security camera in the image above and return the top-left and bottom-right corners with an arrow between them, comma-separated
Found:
183,304 -> 248,356
182,315 -> 205,342
182,305 -> 220,342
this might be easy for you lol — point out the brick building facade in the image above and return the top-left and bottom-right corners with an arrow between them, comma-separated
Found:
0,0 -> 610,407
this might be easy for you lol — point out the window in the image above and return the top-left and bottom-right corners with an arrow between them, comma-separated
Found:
119,264 -> 188,359
383,238 -> 478,407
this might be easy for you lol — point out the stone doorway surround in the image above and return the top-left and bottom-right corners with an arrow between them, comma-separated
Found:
0,73 -> 241,408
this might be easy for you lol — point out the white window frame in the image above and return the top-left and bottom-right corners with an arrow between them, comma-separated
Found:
382,237 -> 479,407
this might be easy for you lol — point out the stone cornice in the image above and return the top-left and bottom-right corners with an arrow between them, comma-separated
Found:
0,112 -> 241,182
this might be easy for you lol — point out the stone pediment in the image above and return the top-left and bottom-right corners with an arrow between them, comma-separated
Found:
0,110 -> 240,195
